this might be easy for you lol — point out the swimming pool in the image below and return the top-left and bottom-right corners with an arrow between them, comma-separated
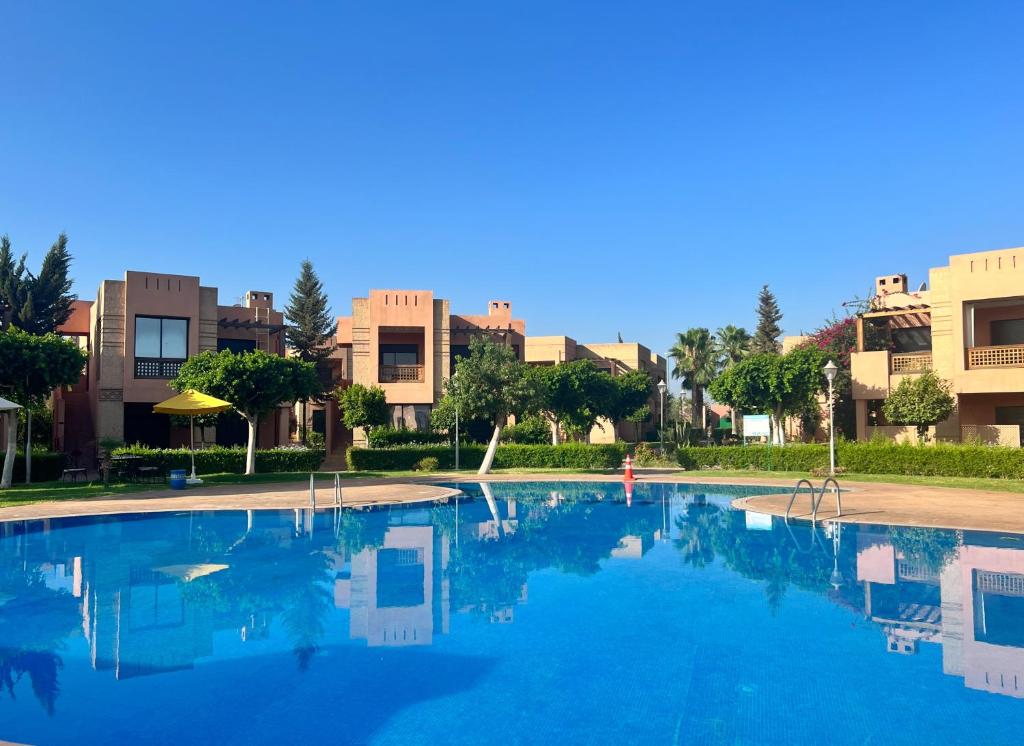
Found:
1,480 -> 1021,744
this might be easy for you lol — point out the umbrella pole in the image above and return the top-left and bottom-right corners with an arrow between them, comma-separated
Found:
189,415 -> 201,484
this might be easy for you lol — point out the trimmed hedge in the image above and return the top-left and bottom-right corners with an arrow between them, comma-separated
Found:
111,445 -> 325,474
677,444 -> 829,472
367,427 -> 448,447
9,451 -> 67,482
347,442 -> 627,471
678,441 -> 1024,479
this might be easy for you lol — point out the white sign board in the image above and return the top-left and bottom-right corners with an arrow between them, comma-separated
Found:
743,414 -> 771,438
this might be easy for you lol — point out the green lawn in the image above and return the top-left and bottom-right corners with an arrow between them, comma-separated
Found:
3,467 -> 1023,508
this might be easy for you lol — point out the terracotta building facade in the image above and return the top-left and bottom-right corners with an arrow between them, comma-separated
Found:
326,290 -> 666,450
850,246 -> 1024,446
54,271 -> 290,462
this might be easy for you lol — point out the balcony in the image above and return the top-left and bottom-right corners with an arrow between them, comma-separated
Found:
379,364 -> 424,383
135,357 -> 185,379
890,352 -> 932,374
967,344 -> 1024,369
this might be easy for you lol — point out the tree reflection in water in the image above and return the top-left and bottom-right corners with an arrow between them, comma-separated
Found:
0,565 -> 79,715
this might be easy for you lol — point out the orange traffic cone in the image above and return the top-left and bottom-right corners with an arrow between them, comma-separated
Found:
624,454 -> 635,481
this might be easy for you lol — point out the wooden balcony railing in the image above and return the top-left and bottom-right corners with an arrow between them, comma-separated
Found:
891,352 -> 932,374
135,357 -> 186,379
967,344 -> 1024,369
379,364 -> 424,383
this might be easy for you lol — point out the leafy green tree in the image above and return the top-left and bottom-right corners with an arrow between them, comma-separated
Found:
172,350 -> 320,474
669,327 -> 718,428
606,369 -> 654,440
337,383 -> 389,439
0,329 -> 87,487
531,360 -> 617,443
0,234 -> 76,335
284,260 -> 335,444
708,346 -> 826,446
751,284 -> 783,355
882,370 -> 955,440
445,337 -> 535,474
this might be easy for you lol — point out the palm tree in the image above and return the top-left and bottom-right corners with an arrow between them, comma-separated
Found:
715,325 -> 751,434
669,328 -> 718,431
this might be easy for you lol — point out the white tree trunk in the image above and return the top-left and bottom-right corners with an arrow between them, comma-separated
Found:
1,412 -> 16,489
245,415 -> 258,475
772,411 -> 787,446
24,410 -> 32,484
478,423 -> 502,475
550,418 -> 560,445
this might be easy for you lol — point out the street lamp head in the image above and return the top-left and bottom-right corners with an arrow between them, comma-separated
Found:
657,379 -> 667,396
823,360 -> 839,383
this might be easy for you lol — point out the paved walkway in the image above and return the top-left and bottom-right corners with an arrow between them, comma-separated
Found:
0,480 -> 461,522
1,471 -> 1022,534
733,481 -> 1024,534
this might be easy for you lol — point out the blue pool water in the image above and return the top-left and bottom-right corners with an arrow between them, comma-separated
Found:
1,480 -> 1022,744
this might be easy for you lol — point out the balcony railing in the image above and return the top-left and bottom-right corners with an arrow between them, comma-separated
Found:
379,364 -> 424,383
976,570 -> 1024,597
891,352 -> 932,374
967,344 -> 1024,369
135,357 -> 186,379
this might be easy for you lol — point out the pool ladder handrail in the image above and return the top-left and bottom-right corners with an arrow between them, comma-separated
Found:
785,478 -> 842,523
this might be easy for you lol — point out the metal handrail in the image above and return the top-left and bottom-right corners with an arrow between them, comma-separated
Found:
815,477 -> 842,518
784,519 -> 824,554
785,479 -> 816,522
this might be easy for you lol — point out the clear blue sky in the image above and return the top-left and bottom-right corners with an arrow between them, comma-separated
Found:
3,1 -> 1023,369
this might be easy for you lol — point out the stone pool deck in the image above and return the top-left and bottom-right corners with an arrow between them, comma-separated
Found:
0,480 -> 461,522
0,472 -> 1021,534
731,481 -> 1024,534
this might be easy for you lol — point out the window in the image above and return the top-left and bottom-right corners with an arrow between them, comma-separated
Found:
892,326 -> 932,353
135,316 -> 188,378
380,344 -> 418,366
991,319 -> 1024,346
218,338 -> 257,354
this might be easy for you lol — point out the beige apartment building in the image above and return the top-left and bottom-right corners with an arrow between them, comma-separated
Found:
54,271 -> 291,461
851,246 -> 1024,446
326,290 -> 666,450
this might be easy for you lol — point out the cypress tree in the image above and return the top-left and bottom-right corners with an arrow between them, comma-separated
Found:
28,233 -> 76,334
751,284 -> 783,354
284,260 -> 335,443
0,233 -> 76,334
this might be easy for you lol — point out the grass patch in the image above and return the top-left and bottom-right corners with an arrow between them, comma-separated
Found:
679,469 -> 1024,494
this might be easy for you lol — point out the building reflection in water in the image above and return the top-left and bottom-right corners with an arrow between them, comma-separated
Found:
3,480 -> 1023,719
856,528 -> 1024,698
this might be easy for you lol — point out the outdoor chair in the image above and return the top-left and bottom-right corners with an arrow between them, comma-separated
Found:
61,449 -> 88,483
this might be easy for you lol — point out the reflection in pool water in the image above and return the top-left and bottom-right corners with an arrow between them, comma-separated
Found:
0,481 -> 1022,744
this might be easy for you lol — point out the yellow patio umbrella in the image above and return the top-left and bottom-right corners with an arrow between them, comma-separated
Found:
154,390 -> 233,485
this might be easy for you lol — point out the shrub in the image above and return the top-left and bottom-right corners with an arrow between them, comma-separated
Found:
677,444 -> 829,472
414,456 -> 440,472
111,445 -> 324,474
502,415 -> 552,445
677,441 -> 1024,479
347,442 -> 627,471
11,450 -> 66,483
367,427 -> 448,448
633,442 -> 678,467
